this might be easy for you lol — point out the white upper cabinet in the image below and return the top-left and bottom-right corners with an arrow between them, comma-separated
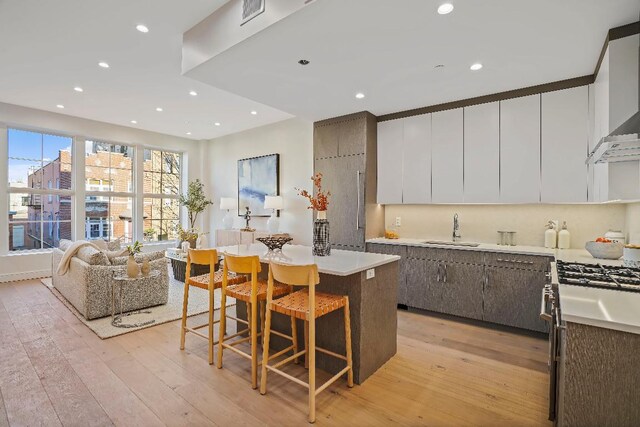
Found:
431,108 -> 464,203
541,86 -> 589,203
463,102 -> 500,203
500,95 -> 541,203
402,114 -> 431,204
376,119 -> 403,204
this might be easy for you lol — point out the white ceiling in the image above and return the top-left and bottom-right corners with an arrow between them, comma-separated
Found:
0,0 -> 291,140
187,0 -> 640,121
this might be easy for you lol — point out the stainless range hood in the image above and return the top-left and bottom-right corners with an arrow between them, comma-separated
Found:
586,111 -> 640,164
587,20 -> 640,164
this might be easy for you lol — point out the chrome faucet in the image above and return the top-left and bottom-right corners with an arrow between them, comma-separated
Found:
452,213 -> 461,242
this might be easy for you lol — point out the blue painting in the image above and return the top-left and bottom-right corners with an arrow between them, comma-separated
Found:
237,154 -> 279,217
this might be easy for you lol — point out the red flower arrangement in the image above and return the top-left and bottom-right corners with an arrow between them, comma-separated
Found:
296,173 -> 331,211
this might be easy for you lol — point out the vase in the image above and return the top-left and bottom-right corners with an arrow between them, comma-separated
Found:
141,258 -> 150,276
126,255 -> 139,278
313,211 -> 330,256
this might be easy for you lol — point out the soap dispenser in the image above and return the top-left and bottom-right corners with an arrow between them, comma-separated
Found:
544,221 -> 557,249
558,221 -> 571,249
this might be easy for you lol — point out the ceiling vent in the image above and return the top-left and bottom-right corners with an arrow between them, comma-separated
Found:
242,0 -> 265,25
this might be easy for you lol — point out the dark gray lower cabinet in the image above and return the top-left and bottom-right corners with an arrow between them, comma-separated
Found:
366,243 -> 408,305
404,258 -> 431,310
434,262 -> 484,321
483,266 -> 548,332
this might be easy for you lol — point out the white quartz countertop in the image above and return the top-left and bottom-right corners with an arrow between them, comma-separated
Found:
366,238 -> 625,266
558,283 -> 640,335
217,244 -> 400,277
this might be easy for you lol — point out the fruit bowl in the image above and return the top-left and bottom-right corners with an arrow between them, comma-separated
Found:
256,236 -> 293,251
585,241 -> 624,260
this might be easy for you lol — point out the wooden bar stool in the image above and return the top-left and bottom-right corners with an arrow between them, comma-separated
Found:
217,254 -> 296,389
260,262 -> 353,423
179,249 -> 245,364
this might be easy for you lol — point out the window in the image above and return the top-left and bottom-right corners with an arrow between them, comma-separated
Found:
84,140 -> 134,243
143,149 -> 181,241
8,129 -> 73,251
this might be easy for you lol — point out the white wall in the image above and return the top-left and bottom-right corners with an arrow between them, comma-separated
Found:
205,118 -> 313,245
384,203 -> 629,249
0,101 -> 203,282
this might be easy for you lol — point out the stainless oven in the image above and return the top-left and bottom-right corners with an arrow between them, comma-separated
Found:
540,273 -> 561,423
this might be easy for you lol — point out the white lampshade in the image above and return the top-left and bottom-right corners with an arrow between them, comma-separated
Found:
264,195 -> 283,210
220,197 -> 236,210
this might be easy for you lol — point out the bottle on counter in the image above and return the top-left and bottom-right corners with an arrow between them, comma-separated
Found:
544,221 -> 557,249
558,221 -> 571,249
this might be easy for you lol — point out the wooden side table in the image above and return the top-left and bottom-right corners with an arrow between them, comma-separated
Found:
111,270 -> 161,328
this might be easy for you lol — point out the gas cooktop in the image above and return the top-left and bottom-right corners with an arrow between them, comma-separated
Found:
556,261 -> 640,293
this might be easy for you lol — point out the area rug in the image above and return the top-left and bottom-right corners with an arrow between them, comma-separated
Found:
41,273 -> 235,339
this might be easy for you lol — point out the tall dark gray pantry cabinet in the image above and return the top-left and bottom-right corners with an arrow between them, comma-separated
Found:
313,112 -> 384,251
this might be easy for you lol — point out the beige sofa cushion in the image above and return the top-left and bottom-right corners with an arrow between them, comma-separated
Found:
75,246 -> 110,266
111,251 -> 165,266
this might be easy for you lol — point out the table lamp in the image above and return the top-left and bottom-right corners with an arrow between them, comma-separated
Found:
264,195 -> 283,235
220,197 -> 236,230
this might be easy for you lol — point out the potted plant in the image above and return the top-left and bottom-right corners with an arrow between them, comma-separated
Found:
126,241 -> 143,278
143,227 -> 156,242
179,179 -> 213,229
296,173 -> 331,256
176,224 -> 199,249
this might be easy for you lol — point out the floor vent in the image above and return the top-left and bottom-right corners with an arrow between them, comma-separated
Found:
242,0 -> 266,25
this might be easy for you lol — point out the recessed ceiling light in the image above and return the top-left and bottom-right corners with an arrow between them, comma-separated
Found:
437,3 -> 454,14
186,132 -> 192,136
214,122 -> 221,126
251,111 -> 257,115
73,86 -> 84,92
56,104 -> 65,109
298,59 -> 310,65
470,63 -> 483,71
130,120 -> 138,124
136,24 -> 149,33
98,61 -> 110,68
156,107 -> 163,112
189,90 -> 198,96
355,93 -> 365,99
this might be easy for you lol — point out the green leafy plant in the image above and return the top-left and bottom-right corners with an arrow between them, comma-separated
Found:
175,224 -> 199,242
179,179 -> 213,229
127,241 -> 143,256
143,228 -> 156,239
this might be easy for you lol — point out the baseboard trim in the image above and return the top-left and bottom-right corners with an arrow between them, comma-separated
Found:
0,269 -> 51,284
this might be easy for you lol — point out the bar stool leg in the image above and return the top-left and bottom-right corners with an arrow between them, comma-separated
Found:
216,288 -> 227,369
344,297 -> 354,387
304,320 -> 309,369
250,295 -> 259,389
180,281 -> 190,350
208,282 -> 215,365
260,305 -> 273,395
308,316 -> 316,423
291,316 -> 299,364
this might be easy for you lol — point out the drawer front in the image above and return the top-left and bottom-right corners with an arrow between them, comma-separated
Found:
407,246 -> 484,264
484,252 -> 552,271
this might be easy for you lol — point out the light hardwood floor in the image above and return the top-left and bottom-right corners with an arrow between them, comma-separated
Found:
0,279 -> 551,426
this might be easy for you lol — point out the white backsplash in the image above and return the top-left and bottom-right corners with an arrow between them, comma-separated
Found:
384,204 -> 628,249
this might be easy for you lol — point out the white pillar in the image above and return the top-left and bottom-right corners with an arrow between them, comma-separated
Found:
0,125 -> 8,254
73,136 -> 86,241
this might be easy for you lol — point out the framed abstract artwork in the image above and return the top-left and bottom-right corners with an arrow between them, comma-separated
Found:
237,153 -> 279,217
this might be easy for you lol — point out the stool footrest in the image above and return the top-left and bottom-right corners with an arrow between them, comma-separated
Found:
264,364 -> 310,389
316,346 -> 347,361
271,349 -> 306,369
315,366 -> 351,396
221,342 -> 253,360
270,329 -> 294,341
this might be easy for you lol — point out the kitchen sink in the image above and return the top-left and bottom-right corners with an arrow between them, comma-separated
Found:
421,240 -> 480,247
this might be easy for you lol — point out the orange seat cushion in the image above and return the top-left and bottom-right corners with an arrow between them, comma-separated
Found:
187,270 -> 246,291
269,289 -> 347,320
225,280 -> 290,302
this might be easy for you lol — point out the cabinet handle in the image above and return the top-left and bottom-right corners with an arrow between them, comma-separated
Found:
443,263 -> 448,283
496,258 -> 535,265
356,170 -> 361,230
484,270 -> 489,288
436,264 -> 441,282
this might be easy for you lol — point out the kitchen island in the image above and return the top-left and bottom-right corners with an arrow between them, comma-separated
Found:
218,244 -> 401,384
